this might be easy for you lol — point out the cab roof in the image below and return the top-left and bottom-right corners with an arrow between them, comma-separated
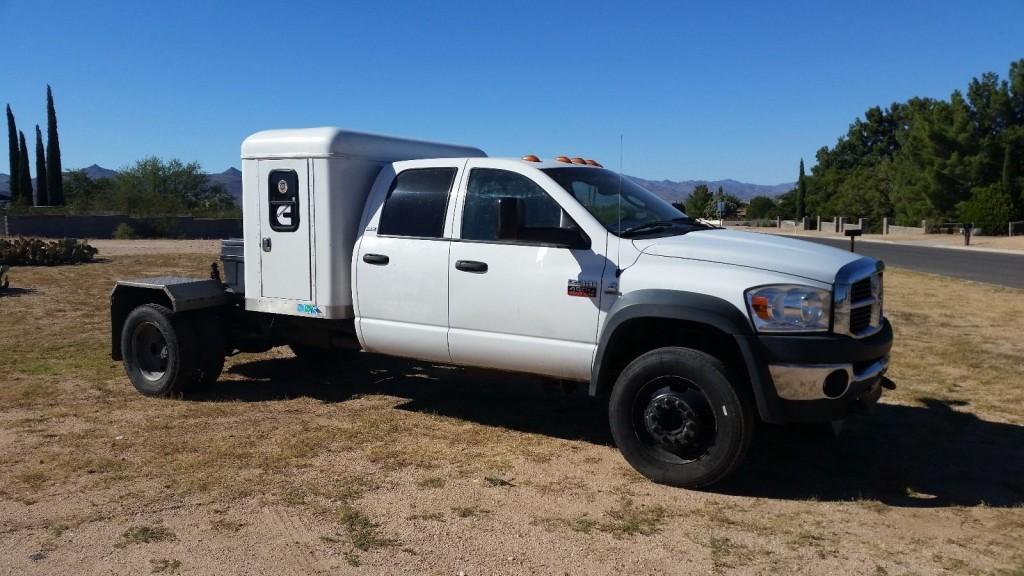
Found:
241,127 -> 486,161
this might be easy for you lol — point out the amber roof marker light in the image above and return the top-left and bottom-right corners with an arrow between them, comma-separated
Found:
521,154 -> 540,162
555,156 -> 572,163
585,159 -> 603,167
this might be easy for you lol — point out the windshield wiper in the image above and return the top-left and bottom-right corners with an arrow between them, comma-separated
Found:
619,217 -> 706,237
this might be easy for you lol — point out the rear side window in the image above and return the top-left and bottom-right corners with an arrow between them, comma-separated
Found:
378,168 -> 457,238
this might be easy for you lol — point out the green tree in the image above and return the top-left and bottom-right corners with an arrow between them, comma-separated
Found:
6,105 -> 19,203
796,159 -> 807,219
63,168 -> 114,214
34,125 -> 48,205
17,131 -> 32,205
775,189 -> 798,219
46,85 -> 64,205
805,59 -> 1024,232
684,184 -> 712,217
746,196 -> 778,220
110,157 -> 239,217
957,183 -> 1014,233
710,186 -> 743,218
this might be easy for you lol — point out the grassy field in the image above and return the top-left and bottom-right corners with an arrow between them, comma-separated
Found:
1,242 -> 1023,575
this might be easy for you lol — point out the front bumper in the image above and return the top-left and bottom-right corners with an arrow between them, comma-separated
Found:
737,319 -> 894,423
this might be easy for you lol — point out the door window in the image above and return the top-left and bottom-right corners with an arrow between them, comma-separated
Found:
462,168 -> 578,243
378,168 -> 457,239
268,170 -> 300,232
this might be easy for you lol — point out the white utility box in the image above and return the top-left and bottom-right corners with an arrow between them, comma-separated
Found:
239,127 -> 485,319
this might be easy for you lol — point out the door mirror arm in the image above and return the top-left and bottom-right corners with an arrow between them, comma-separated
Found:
497,196 -> 524,240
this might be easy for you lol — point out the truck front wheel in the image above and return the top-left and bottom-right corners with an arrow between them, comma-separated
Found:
121,303 -> 200,397
608,347 -> 754,488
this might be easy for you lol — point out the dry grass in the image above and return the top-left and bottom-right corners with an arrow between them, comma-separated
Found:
116,524 -> 176,548
0,243 -> 1023,574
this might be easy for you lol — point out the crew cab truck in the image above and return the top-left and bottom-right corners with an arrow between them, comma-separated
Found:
111,127 -> 894,488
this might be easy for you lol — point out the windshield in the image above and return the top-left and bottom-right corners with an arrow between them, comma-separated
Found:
542,167 -> 705,237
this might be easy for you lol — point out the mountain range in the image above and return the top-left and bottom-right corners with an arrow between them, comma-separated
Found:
0,166 -> 792,205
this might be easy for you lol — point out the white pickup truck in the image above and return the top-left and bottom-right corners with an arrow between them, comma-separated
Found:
110,127 -> 894,487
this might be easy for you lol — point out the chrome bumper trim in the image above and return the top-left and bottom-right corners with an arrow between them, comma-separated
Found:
769,355 -> 889,401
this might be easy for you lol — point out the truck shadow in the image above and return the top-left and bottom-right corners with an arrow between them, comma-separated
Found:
720,398 -> 1024,508
206,353 -> 1024,508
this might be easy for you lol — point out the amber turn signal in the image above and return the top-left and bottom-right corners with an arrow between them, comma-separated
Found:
750,295 -> 771,320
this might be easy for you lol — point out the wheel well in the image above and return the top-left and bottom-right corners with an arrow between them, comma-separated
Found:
110,286 -> 172,361
594,317 -> 751,399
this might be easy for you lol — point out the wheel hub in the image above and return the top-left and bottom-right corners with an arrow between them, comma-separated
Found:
133,322 -> 169,381
643,391 -> 706,455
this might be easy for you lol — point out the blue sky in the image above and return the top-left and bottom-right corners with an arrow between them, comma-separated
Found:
2,1 -> 1022,184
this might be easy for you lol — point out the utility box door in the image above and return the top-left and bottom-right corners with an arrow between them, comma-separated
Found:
258,159 -> 312,301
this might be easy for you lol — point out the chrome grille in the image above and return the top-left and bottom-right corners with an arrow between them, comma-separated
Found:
851,277 -> 872,303
850,304 -> 873,333
834,261 -> 884,339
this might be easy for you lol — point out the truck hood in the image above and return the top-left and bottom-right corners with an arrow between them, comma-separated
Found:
632,229 -> 861,284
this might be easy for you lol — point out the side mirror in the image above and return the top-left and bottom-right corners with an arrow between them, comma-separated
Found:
517,226 -> 591,250
497,197 -> 523,240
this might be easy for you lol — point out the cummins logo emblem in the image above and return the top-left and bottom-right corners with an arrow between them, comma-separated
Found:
276,205 -> 293,226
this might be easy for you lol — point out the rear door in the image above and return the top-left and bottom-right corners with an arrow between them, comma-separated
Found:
258,159 -> 312,301
354,160 -> 463,363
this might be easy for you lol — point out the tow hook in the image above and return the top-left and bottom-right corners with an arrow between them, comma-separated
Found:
881,376 -> 896,391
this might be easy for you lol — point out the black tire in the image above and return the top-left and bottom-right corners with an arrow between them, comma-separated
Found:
120,303 -> 200,397
191,311 -> 225,388
608,347 -> 754,488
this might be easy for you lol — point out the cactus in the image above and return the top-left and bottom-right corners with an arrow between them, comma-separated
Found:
0,237 -> 98,266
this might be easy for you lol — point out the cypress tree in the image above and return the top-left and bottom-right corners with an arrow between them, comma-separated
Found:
45,85 -> 63,205
796,159 -> 807,220
35,125 -> 48,206
17,130 -> 33,205
1006,140 -> 1022,218
6,105 -> 18,203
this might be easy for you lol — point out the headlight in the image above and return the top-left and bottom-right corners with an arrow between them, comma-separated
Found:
745,285 -> 831,333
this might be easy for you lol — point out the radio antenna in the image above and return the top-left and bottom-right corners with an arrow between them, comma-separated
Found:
616,133 -> 623,275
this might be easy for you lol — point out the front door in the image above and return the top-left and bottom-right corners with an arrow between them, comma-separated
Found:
258,159 -> 312,301
447,162 -> 609,381
354,162 -> 462,363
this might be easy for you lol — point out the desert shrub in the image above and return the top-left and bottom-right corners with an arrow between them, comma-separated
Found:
0,237 -> 98,266
113,223 -> 137,240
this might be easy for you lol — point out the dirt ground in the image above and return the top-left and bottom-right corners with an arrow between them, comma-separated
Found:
87,239 -> 223,256
739,227 -> 1024,253
1,241 -> 1023,575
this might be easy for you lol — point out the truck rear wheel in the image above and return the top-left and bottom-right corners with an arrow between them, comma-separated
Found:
121,303 -> 200,397
608,347 -> 754,488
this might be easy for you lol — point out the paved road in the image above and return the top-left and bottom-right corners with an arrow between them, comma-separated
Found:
786,236 -> 1024,289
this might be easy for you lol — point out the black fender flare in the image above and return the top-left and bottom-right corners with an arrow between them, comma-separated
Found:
110,277 -> 225,360
590,289 -> 782,422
